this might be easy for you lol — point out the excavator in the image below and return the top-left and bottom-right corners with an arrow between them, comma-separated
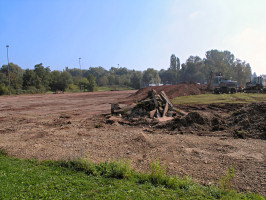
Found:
244,76 -> 265,93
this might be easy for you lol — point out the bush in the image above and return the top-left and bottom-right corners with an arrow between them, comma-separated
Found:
234,129 -> 248,139
0,83 -> 8,95
0,148 -> 7,156
220,166 -> 236,191
47,159 -> 133,179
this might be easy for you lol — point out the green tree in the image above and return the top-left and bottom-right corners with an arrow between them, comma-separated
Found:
0,83 -> 8,95
179,56 -> 205,83
0,72 -> 8,85
143,68 -> 161,86
59,71 -> 72,92
130,71 -> 142,89
204,50 -> 235,79
108,74 -> 116,85
170,54 -> 177,71
34,63 -> 51,90
50,71 -> 72,92
1,63 -> 24,92
233,59 -> 251,87
50,71 -> 61,92
169,54 -> 180,83
159,69 -> 176,84
88,67 -> 108,86
23,69 -> 37,89
87,74 -> 96,92
98,76 -> 109,86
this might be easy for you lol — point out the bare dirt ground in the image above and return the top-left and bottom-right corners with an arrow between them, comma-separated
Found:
0,90 -> 265,195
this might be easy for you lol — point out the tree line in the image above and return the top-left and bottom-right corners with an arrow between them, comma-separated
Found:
0,49 -> 252,95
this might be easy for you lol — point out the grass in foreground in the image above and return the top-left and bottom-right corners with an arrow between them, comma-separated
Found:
172,93 -> 266,105
0,153 -> 263,199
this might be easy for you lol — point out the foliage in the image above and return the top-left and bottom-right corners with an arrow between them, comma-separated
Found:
0,148 -> 7,156
130,71 -> 142,89
50,71 -> 72,92
219,166 -> 236,191
233,129 -> 248,139
23,69 -> 37,89
0,49 -> 255,96
34,63 -> 51,90
87,74 -> 96,92
0,83 -> 8,95
149,160 -> 168,186
143,68 -> 161,86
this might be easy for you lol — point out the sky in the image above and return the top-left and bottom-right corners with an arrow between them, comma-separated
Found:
0,0 -> 265,75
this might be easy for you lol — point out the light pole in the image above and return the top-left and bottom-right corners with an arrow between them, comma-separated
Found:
117,64 -> 120,89
6,45 -> 11,96
79,57 -> 82,92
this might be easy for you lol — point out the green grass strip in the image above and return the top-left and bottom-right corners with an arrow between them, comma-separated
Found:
0,154 -> 264,199
172,93 -> 266,105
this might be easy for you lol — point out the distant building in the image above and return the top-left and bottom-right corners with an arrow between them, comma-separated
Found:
148,83 -> 164,87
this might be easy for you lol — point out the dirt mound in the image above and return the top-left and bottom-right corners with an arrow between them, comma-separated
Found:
157,111 -> 226,135
121,83 -> 207,104
228,102 -> 266,139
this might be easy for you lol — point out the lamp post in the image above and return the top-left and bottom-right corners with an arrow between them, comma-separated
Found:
6,45 -> 11,96
79,57 -> 82,92
117,64 -> 120,89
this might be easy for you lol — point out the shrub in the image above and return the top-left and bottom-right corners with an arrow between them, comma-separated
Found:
0,148 -> 7,156
0,83 -> 8,95
234,129 -> 248,139
220,166 -> 236,191
149,159 -> 168,186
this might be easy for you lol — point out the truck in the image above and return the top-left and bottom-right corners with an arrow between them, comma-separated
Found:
208,72 -> 237,94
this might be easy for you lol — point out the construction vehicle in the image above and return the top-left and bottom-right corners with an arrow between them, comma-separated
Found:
244,76 -> 266,93
208,71 -> 237,94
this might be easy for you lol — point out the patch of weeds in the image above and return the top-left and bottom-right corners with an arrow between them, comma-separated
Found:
207,185 -> 223,199
234,129 -> 248,139
123,107 -> 131,116
219,165 -> 236,191
47,159 -> 133,179
149,159 -> 168,186
0,148 -> 7,156
139,159 -> 194,190
95,122 -> 103,128
47,158 -> 98,176
95,160 -> 132,179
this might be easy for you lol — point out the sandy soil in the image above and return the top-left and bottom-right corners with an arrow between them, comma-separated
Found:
0,91 -> 265,195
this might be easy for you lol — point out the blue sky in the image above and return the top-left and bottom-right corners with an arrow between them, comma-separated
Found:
0,0 -> 265,75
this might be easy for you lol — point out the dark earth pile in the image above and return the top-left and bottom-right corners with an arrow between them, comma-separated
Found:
156,102 -> 266,139
228,102 -> 266,139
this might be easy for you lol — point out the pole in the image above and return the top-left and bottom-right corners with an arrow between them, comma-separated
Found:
6,45 -> 11,96
79,57 -> 82,92
117,64 -> 119,89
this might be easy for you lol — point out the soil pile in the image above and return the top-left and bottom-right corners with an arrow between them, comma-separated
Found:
165,102 -> 266,139
121,83 -> 207,104
228,102 -> 266,139
157,111 -> 226,134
